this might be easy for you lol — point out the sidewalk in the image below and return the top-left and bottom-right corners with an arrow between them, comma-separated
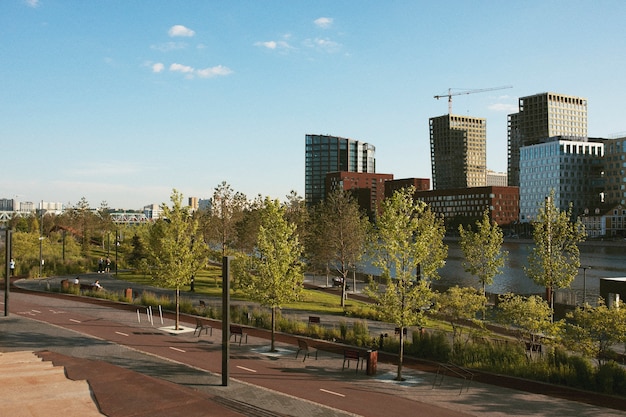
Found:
5,275 -> 626,416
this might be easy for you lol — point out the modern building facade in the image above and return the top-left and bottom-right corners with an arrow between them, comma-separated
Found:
486,170 -> 508,187
429,115 -> 487,190
414,186 -> 519,229
384,178 -> 431,198
519,137 -> 604,222
305,134 -> 376,207
604,136 -> 626,206
325,171 -> 393,220
580,204 -> 626,238
508,92 -> 588,186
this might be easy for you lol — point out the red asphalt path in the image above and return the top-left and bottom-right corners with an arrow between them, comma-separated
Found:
6,291 -> 474,417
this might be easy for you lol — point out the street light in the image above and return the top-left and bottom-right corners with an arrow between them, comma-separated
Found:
579,266 -> 591,307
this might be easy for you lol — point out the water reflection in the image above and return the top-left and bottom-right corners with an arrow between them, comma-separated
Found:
361,240 -> 626,301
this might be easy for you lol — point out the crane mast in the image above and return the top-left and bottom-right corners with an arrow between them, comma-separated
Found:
434,85 -> 512,114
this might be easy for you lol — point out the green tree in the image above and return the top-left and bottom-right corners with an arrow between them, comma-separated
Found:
148,189 -> 207,330
525,190 -> 586,317
434,286 -> 485,350
236,197 -> 304,352
565,301 -> 626,365
309,189 -> 369,306
204,181 -> 247,257
366,187 -> 447,381
458,210 -> 507,318
496,293 -> 560,357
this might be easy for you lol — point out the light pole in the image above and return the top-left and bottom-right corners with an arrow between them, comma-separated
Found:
580,266 -> 591,307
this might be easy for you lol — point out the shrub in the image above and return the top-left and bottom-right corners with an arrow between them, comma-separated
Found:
596,361 -> 626,395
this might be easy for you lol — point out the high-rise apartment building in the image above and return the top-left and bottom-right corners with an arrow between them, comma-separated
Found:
604,136 -> 626,206
305,134 -> 376,207
429,115 -> 487,190
519,138 -> 604,221
508,92 -> 588,186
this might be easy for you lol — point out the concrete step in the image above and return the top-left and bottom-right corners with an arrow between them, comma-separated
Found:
0,351 -> 103,417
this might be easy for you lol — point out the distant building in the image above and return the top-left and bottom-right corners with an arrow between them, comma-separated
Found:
429,114 -> 487,190
325,171 -> 393,220
414,186 -> 519,229
384,178 -> 431,198
519,137 -> 604,222
143,203 -> 163,220
188,197 -> 199,211
508,92 -> 588,186
198,199 -> 211,211
305,134 -> 376,207
40,201 -> 63,215
603,136 -> 626,206
486,170 -> 507,187
579,204 -> 626,238
0,199 -> 16,211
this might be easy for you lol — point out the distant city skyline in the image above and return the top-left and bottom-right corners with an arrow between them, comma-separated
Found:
2,1 -> 626,209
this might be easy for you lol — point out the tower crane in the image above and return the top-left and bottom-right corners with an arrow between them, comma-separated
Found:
434,85 -> 512,114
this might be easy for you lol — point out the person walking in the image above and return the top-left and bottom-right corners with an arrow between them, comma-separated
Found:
9,258 -> 15,276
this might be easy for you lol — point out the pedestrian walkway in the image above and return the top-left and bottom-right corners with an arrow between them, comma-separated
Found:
4,275 -> 626,417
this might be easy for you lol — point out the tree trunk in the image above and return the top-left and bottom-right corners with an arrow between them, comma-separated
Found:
271,306 -> 276,352
396,328 -> 404,381
175,287 -> 180,330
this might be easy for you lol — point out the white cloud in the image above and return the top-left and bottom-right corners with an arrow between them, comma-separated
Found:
254,39 -> 292,51
314,17 -> 333,29
303,37 -> 341,53
24,0 -> 40,8
256,40 -> 277,50
152,63 -> 165,73
169,63 -> 194,74
196,65 -> 232,78
168,25 -> 195,37
488,103 -> 518,112
151,42 -> 187,52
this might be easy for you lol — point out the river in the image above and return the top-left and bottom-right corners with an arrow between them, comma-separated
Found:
360,239 -> 626,303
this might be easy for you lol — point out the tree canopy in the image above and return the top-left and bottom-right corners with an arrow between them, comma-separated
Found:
367,187 -> 447,380
525,190 -> 586,314
147,189 -> 207,329
236,197 -> 304,351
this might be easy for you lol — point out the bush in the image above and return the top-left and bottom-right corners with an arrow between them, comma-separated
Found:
596,361 -> 626,395
406,330 -> 451,362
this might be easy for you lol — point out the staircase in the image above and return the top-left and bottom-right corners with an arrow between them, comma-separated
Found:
0,351 -> 103,416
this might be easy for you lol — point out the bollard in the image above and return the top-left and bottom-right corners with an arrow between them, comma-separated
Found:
366,350 -> 378,376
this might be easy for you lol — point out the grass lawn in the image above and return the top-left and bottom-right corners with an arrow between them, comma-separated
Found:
115,266 -> 373,316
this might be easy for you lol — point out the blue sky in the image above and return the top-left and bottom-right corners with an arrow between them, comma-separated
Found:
2,0 -> 626,209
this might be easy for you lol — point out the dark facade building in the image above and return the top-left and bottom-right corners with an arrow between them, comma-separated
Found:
384,178 -> 431,198
429,114 -> 487,190
507,92 -> 588,187
305,134 -> 376,207
414,186 -> 520,230
325,171 -> 393,220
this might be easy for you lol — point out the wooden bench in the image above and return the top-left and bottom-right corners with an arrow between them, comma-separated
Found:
342,349 -> 363,374
194,318 -> 212,337
308,316 -> 320,325
229,324 -> 248,345
295,339 -> 318,362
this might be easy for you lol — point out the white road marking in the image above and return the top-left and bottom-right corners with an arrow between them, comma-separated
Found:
320,388 -> 346,397
115,331 -> 129,337
169,347 -> 186,353
236,365 -> 257,373
32,309 -> 41,313
69,319 -> 81,323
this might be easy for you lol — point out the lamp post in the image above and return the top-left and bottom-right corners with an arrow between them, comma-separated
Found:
580,266 -> 591,307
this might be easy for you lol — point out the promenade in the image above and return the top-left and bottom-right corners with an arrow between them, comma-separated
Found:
2,274 -> 625,417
